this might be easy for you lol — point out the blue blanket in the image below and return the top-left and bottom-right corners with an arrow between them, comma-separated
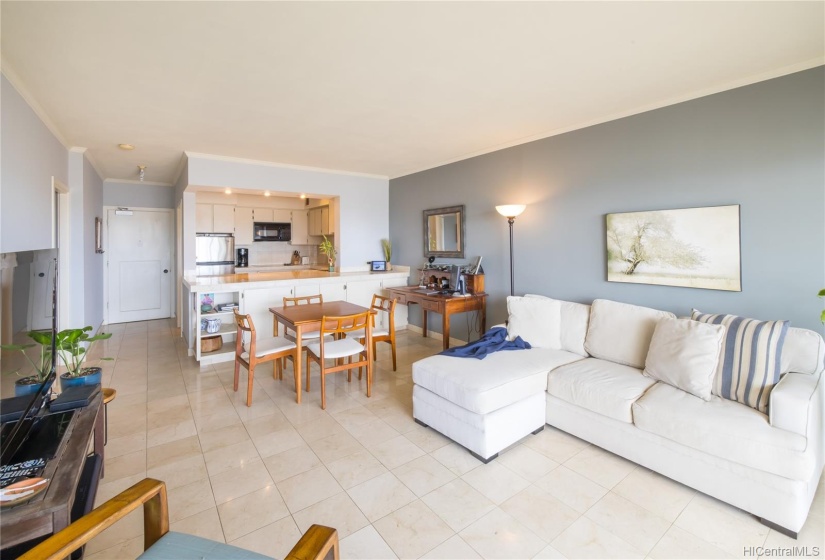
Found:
439,326 -> 531,359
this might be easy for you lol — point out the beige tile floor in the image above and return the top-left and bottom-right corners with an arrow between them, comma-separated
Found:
19,319 -> 825,559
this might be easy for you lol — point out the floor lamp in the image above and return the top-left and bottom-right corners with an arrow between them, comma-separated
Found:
495,204 -> 526,296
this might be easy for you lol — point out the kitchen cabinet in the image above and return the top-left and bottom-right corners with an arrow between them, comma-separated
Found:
345,279 -> 383,308
242,285 -> 294,339
196,204 -> 235,233
308,205 -> 331,236
273,209 -> 292,222
321,206 -> 332,235
291,210 -> 309,245
320,282 -> 347,302
253,208 -> 273,222
213,205 -> 235,233
235,207 -> 254,245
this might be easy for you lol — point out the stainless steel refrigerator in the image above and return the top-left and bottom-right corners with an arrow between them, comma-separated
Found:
196,233 -> 235,276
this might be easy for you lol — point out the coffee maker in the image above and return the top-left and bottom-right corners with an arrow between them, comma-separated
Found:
236,248 -> 249,268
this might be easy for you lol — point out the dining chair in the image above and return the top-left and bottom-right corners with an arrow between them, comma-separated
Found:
18,478 -> 339,560
347,294 -> 398,371
233,309 -> 298,407
305,311 -> 372,409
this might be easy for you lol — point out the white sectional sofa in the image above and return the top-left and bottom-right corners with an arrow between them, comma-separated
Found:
412,296 -> 825,536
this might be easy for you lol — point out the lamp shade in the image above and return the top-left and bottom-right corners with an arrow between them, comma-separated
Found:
495,204 -> 526,218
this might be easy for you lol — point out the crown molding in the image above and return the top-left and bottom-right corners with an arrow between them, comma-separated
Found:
184,151 -> 389,181
103,178 -> 173,187
171,152 -> 188,187
390,57 -> 825,179
1,59 -> 71,149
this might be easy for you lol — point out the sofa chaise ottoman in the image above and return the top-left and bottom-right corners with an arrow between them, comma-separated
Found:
411,295 -> 825,536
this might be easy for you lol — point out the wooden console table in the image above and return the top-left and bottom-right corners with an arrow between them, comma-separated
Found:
0,394 -> 104,550
385,286 -> 486,350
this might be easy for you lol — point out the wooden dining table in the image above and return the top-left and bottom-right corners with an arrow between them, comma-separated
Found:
269,300 -> 373,404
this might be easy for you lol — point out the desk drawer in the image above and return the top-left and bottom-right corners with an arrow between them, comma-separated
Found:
390,292 -> 407,305
421,299 -> 442,312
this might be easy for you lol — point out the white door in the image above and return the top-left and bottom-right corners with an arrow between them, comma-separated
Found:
107,208 -> 173,324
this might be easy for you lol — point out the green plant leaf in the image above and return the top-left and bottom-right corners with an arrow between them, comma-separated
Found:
28,330 -> 53,345
819,288 -> 825,298
821,309 -> 825,323
0,343 -> 35,351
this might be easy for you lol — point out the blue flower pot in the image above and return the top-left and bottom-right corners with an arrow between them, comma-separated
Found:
14,376 -> 42,397
59,367 -> 102,392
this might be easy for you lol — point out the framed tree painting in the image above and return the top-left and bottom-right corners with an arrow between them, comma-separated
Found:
606,205 -> 741,291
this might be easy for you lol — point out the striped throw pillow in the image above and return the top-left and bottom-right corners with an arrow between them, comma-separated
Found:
691,310 -> 789,413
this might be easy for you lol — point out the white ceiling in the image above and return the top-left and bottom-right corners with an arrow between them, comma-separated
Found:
2,2 -> 822,185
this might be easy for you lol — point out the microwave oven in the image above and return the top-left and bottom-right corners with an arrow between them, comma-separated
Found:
253,222 -> 291,242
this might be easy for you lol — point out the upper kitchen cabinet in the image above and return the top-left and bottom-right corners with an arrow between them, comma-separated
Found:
308,205 -> 332,236
273,209 -> 292,222
291,210 -> 309,245
196,204 -> 235,233
235,207 -> 254,245
252,208 -> 273,222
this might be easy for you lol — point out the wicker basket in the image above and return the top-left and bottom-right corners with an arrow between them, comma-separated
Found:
201,335 -> 222,353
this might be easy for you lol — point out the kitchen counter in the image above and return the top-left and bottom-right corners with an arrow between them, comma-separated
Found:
181,266 -> 411,364
183,266 -> 410,292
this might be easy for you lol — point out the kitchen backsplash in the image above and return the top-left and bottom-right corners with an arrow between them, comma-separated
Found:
239,243 -> 318,266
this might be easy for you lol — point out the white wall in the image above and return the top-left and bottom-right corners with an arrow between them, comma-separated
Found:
185,154 -> 389,272
83,154 -> 104,328
1,74 -> 67,253
103,180 -> 175,209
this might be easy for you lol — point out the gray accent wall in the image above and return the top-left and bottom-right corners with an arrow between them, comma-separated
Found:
103,180 -> 175,209
390,68 -> 825,335
1,74 -> 67,253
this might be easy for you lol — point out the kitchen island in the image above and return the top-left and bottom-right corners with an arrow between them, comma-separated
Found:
183,267 -> 410,364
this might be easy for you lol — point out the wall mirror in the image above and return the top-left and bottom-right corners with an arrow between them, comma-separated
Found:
424,205 -> 465,258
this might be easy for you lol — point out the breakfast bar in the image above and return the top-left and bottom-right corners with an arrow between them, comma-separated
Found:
182,267 -> 410,364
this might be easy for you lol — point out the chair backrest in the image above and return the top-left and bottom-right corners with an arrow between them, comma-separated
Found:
320,311 -> 372,339
284,294 -> 323,307
370,294 -> 397,329
233,309 -> 257,352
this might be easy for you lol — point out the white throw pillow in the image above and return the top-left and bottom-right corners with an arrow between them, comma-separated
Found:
507,296 -> 562,349
525,294 -> 590,356
584,299 -> 676,369
643,317 -> 724,401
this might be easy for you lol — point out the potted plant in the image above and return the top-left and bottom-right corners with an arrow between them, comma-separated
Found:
381,238 -> 392,271
820,289 -> 825,323
1,330 -> 55,397
55,327 -> 113,391
320,235 -> 337,272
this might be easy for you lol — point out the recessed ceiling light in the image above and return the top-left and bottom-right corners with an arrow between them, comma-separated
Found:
264,191 -> 271,197
118,143 -> 135,150
225,188 -> 232,195
299,194 -> 306,199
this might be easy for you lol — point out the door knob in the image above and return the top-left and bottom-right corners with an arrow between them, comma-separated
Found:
163,269 -> 169,273
38,272 -> 45,277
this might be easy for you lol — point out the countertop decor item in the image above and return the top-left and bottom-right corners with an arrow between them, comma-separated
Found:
381,239 -> 392,271
319,235 -> 336,272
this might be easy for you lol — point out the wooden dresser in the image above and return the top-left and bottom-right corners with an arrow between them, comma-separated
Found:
384,286 -> 487,350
